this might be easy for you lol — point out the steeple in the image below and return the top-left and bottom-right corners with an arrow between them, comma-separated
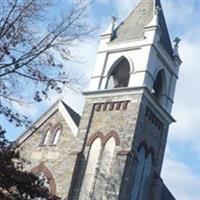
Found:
112,0 -> 173,57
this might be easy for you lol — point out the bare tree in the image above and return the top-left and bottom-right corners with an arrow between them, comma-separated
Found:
0,0 -> 93,127
0,1 -> 93,198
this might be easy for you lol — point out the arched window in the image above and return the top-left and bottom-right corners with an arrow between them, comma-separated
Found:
131,147 -> 145,200
51,128 -> 61,145
152,69 -> 166,103
79,138 -> 102,199
38,172 -> 49,187
40,129 -> 50,146
36,172 -> 50,193
31,164 -> 56,195
131,147 -> 153,200
91,137 -> 116,198
137,153 -> 152,200
106,57 -> 130,89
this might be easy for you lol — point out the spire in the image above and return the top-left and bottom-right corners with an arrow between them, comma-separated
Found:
112,0 -> 173,57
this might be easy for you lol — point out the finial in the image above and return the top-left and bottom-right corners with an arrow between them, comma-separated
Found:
154,5 -> 162,15
100,16 -> 117,39
173,37 -> 181,58
173,37 -> 181,46
111,16 -> 117,26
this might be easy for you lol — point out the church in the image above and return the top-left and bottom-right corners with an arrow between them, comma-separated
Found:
16,0 -> 182,199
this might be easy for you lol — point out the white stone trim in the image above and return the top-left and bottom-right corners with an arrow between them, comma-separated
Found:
153,44 -> 178,77
58,102 -> 78,137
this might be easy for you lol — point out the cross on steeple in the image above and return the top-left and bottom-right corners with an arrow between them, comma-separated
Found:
173,37 -> 181,46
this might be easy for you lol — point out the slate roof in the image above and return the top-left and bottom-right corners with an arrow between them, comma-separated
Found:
112,0 -> 173,57
61,100 -> 81,126
160,183 -> 176,200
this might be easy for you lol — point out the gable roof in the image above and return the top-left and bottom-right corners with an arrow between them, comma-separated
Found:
112,0 -> 173,57
16,100 -> 81,145
61,100 -> 80,126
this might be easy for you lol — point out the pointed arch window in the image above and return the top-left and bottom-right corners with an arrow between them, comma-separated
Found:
51,128 -> 61,145
106,57 -> 130,89
137,153 -> 152,200
131,147 -> 153,200
131,147 -> 145,200
80,132 -> 119,199
91,137 -> 116,198
40,129 -> 50,146
79,138 -> 102,199
152,69 -> 166,104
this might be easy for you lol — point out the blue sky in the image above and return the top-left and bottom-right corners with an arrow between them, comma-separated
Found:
2,0 -> 200,199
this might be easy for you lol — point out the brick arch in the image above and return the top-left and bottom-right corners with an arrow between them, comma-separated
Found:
86,131 -> 104,146
86,131 -> 120,146
31,163 -> 56,195
103,131 -> 120,146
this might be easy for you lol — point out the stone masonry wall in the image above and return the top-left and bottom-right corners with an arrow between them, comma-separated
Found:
130,95 -> 170,200
74,90 -> 170,200
18,89 -> 171,200
75,92 -> 143,200
19,110 -> 80,199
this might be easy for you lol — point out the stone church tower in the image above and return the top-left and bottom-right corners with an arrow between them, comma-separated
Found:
68,0 -> 181,199
16,0 -> 181,200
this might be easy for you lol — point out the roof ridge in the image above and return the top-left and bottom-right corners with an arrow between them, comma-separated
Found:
60,100 -> 81,126
60,99 -> 80,116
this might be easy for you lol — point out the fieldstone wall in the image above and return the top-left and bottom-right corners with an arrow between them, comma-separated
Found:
133,95 -> 169,175
120,94 -> 170,200
18,110 -> 81,199
73,92 -> 141,200
73,89 -> 170,200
